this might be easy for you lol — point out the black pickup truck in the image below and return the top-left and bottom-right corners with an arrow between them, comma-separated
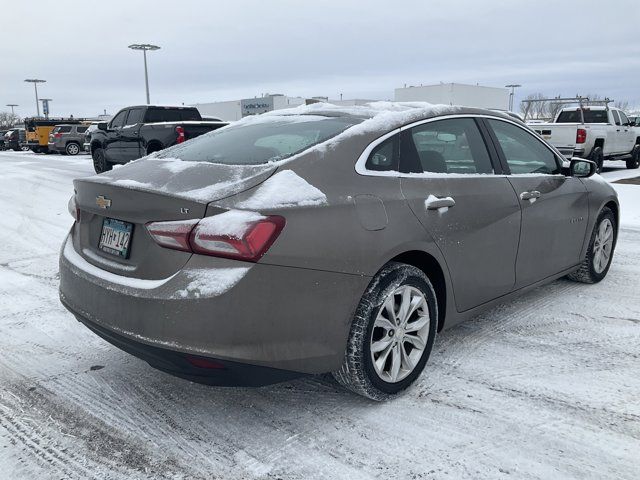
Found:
90,105 -> 227,173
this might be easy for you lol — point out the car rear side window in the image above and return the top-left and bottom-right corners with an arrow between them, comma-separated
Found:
405,118 -> 494,174
556,109 -> 609,123
487,119 -> 560,175
77,126 -> 89,133
157,116 -> 362,165
56,126 -> 72,133
144,108 -> 201,123
366,136 -> 398,171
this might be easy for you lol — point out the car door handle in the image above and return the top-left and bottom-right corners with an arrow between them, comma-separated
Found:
520,191 -> 541,201
425,196 -> 456,210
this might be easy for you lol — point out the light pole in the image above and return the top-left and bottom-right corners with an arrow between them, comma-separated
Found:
128,44 -> 161,104
6,104 -> 18,115
24,79 -> 46,116
40,98 -> 53,119
505,84 -> 522,112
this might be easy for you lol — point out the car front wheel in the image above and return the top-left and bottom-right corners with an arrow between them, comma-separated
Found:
626,145 -> 640,169
567,207 -> 616,284
92,147 -> 112,174
333,262 -> 438,400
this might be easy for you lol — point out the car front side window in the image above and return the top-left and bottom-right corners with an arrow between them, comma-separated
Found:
487,119 -> 561,175
110,110 -> 127,129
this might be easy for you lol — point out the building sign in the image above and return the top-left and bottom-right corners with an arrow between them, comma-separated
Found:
241,97 -> 274,117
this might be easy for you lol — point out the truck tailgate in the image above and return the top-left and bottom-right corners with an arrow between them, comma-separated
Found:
530,123 -> 578,156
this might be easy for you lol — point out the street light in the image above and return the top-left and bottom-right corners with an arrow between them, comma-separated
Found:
6,104 -> 18,115
505,84 -> 522,112
40,98 -> 53,119
24,79 -> 46,116
128,44 -> 161,104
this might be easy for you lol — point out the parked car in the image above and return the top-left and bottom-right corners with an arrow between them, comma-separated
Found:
59,104 -> 618,400
24,117 -> 86,153
48,124 -> 90,155
83,124 -> 101,153
0,130 -> 8,150
4,128 -> 28,151
528,106 -> 640,171
89,105 -> 227,173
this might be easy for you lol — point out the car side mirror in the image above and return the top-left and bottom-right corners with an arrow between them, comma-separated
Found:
570,158 -> 597,178
97,122 -> 108,131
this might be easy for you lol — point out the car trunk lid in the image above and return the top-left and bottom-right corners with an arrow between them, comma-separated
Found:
72,158 -> 276,279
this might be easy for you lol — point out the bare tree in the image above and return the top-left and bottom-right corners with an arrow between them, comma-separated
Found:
614,100 -> 630,111
0,111 -> 20,128
520,93 -> 550,120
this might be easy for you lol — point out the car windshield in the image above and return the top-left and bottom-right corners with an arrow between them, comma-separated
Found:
556,109 -> 609,123
156,115 -> 363,165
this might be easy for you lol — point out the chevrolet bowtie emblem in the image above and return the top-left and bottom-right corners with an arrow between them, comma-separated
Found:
96,195 -> 111,209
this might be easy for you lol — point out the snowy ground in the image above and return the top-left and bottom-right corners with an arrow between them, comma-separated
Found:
0,151 -> 639,480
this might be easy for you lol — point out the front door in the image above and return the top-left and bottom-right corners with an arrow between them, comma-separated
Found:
399,117 -> 521,312
104,109 -> 128,162
119,108 -> 145,162
485,118 -> 589,288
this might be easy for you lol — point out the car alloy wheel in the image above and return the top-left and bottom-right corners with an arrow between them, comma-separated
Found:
370,285 -> 430,383
66,143 -> 80,155
592,218 -> 614,274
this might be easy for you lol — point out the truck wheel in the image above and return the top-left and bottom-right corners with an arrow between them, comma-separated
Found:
567,207 -> 616,284
626,145 -> 640,169
333,262 -> 438,400
92,147 -> 112,174
65,142 -> 81,156
590,147 -> 604,173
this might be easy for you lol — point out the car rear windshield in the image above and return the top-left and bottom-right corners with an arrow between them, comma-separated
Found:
156,115 -> 363,165
556,109 -> 609,123
144,108 -> 201,123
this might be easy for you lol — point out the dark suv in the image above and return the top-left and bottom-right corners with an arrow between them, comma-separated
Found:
4,128 -> 27,151
48,124 -> 90,155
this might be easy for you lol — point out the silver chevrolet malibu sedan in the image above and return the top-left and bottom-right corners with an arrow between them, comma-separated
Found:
59,104 -> 618,400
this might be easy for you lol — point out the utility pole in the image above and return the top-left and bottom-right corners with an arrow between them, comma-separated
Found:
128,44 -> 161,104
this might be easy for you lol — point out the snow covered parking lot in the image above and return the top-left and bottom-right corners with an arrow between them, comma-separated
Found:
0,151 -> 639,479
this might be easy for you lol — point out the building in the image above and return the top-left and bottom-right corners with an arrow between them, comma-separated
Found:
193,94 -> 307,121
394,83 -> 510,110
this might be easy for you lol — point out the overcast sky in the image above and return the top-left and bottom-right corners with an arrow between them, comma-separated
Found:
1,0 -> 639,118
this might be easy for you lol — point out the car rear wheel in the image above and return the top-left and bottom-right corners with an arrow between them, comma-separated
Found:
567,207 -> 616,284
333,262 -> 437,400
590,146 -> 604,173
66,142 -> 81,156
626,145 -> 640,169
92,147 -> 112,174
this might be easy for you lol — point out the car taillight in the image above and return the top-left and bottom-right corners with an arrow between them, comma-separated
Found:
175,125 -> 185,144
146,219 -> 199,251
576,128 -> 587,144
54,133 -> 62,138
67,195 -> 80,222
146,214 -> 285,262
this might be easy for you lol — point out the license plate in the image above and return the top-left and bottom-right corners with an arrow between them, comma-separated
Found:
99,218 -> 133,258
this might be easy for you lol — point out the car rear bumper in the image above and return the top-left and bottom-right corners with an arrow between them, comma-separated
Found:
59,233 -> 368,377
557,147 -> 585,159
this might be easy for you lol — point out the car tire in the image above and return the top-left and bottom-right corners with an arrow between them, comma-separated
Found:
333,262 -> 438,401
92,147 -> 112,174
66,142 -> 81,156
567,207 -> 616,284
626,145 -> 640,169
20,145 -> 30,151
589,146 -> 604,173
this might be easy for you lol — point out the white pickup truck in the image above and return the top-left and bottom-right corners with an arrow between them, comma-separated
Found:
528,106 -> 640,171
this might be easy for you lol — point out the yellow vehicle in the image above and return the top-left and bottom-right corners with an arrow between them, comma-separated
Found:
24,117 -> 85,153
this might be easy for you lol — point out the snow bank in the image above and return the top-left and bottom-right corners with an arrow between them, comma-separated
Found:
175,267 -> 250,298
197,210 -> 265,238
613,183 -> 640,230
237,170 -> 327,209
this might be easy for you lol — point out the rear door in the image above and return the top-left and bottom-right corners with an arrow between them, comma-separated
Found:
399,117 -> 521,312
484,118 -> 589,288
